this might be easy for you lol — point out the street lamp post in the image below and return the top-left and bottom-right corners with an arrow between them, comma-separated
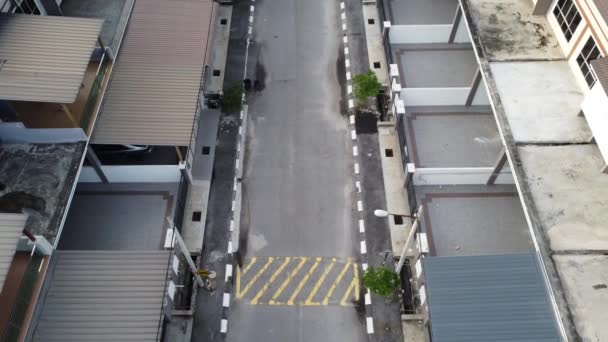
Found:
374,206 -> 424,274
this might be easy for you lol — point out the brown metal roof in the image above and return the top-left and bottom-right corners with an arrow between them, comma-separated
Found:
0,14 -> 103,103
92,0 -> 215,146
591,57 -> 608,95
30,250 -> 170,341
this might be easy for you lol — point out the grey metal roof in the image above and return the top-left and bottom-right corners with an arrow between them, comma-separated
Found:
423,253 -> 561,342
31,250 -> 170,341
92,0 -> 215,146
0,14 -> 103,103
591,57 -> 608,96
0,213 -> 27,291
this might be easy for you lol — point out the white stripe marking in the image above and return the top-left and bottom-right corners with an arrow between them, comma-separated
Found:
225,264 -> 233,281
249,15 -> 254,23
354,163 -> 360,175
349,115 -> 355,124
353,146 -> 358,156
365,292 -> 371,305
360,241 -> 367,254
341,12 -> 346,20
223,293 -> 231,307
366,317 -> 374,334
221,319 -> 228,333
250,5 -> 255,12
348,99 -> 354,109
230,219 -> 235,232
355,181 -> 361,192
362,263 -> 368,271
227,241 -> 233,254
347,85 -> 353,94
357,200 -> 363,211
231,200 -> 235,211
345,59 -> 350,68
343,36 -> 348,44
340,2 -> 345,9
239,126 -> 243,136
346,71 -> 351,80
359,219 -> 365,232
351,129 -> 357,140
344,47 -> 349,55
342,23 -> 347,31
248,26 -> 253,35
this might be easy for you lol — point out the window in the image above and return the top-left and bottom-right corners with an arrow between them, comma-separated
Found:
576,36 -> 601,87
553,0 -> 582,42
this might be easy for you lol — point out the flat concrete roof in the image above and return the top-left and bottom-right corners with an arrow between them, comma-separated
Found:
415,185 -> 533,257
462,0 -> 608,339
0,143 -> 85,244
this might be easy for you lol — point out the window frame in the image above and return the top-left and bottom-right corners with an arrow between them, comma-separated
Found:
576,36 -> 602,88
552,0 -> 582,42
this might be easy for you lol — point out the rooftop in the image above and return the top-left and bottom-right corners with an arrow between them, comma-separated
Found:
462,0 -> 608,339
0,143 -> 85,245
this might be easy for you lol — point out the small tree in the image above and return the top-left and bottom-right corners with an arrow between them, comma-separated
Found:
221,82 -> 243,113
362,266 -> 399,297
352,70 -> 382,103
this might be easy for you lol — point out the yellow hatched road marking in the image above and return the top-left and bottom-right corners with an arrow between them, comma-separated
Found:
304,258 -> 336,305
269,257 -> 308,305
237,257 -> 274,299
322,259 -> 351,305
242,257 -> 258,275
353,262 -> 360,301
250,257 -> 292,304
340,278 -> 356,306
287,257 -> 321,305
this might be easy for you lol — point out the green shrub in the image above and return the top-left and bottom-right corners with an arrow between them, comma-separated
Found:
221,83 -> 243,113
352,70 -> 382,103
362,266 -> 399,297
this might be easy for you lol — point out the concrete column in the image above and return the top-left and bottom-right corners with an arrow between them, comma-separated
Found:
448,5 -> 462,44
486,147 -> 507,185
86,146 -> 109,183
465,67 -> 482,106
532,0 -> 553,16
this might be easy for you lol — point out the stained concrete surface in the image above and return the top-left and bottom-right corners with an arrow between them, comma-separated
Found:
464,0 -> 562,61
491,61 -> 591,143
0,143 -> 85,244
396,48 -> 477,87
58,182 -> 178,250
517,145 -> 608,251
406,112 -> 502,167
415,185 -> 533,256
553,255 -> 608,342
389,0 -> 457,25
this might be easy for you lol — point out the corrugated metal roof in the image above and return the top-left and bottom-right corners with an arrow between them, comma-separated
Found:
92,0 -> 215,146
0,14 -> 103,103
591,57 -> 608,96
0,213 -> 26,291
423,253 -> 561,342
31,250 -> 170,341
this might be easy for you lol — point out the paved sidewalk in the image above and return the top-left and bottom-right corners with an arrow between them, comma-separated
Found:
343,0 -> 404,339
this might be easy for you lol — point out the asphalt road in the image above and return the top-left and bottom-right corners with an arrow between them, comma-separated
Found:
225,0 -> 367,339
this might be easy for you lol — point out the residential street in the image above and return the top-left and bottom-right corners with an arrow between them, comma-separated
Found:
225,0 -> 368,339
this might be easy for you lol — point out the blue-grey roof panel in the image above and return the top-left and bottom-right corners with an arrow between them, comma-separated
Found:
423,253 -> 562,342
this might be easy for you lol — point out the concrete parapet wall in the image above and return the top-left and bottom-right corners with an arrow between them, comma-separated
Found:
413,167 -> 513,185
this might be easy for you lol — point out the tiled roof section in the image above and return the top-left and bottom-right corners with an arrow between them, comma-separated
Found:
0,14 -> 103,103
593,0 -> 608,27
591,57 -> 608,95
92,0 -> 215,146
